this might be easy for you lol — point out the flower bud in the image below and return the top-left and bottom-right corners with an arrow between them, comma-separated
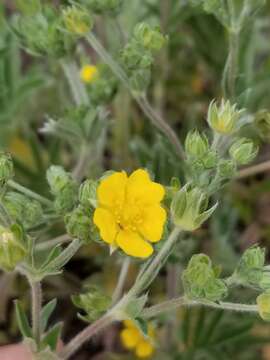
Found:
4,192 -> 43,229
133,23 -> 167,52
62,6 -> 93,36
257,291 -> 270,321
171,185 -> 218,231
182,254 -> 227,302
47,166 -> 78,214
229,138 -> 258,165
207,99 -> 244,134
79,179 -> 97,208
65,205 -> 97,244
72,286 -> 111,322
185,130 -> 209,158
0,152 -> 14,185
235,246 -> 265,285
217,159 -> 236,180
0,224 -> 27,271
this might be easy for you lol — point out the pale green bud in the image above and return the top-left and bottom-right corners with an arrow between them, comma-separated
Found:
0,224 -> 27,272
171,185 -> 218,231
47,166 -> 78,214
79,179 -> 97,208
62,6 -> 93,36
182,254 -> 227,302
217,159 -> 236,179
0,152 -> 14,185
185,130 -> 209,158
65,205 -> 96,244
229,138 -> 258,165
133,23 -> 167,52
259,273 -> 270,290
257,291 -> 270,321
235,246 -> 265,285
207,99 -> 244,135
72,286 -> 111,322
4,192 -> 43,229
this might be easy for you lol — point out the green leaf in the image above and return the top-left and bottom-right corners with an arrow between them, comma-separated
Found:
42,322 -> 62,351
41,299 -> 57,332
14,300 -> 33,339
40,245 -> 62,270
134,317 -> 148,337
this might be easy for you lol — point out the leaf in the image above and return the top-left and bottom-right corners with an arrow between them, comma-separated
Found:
41,299 -> 57,332
14,300 -> 33,339
134,317 -> 148,337
42,322 -> 62,351
40,245 -> 62,270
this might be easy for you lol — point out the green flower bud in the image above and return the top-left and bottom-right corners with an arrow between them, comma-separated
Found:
62,6 -> 93,36
72,286 -> 111,322
0,152 -> 14,185
79,179 -> 97,208
65,205 -> 96,244
235,246 -> 265,285
257,291 -> 270,321
3,192 -> 43,229
229,138 -> 258,165
259,272 -> 270,290
171,185 -> 218,231
255,110 -> 270,142
120,41 -> 153,72
0,224 -> 27,272
217,159 -> 236,179
47,166 -> 78,214
84,0 -> 123,14
133,23 -> 167,52
185,130 -> 209,158
182,254 -> 227,302
207,99 -> 244,135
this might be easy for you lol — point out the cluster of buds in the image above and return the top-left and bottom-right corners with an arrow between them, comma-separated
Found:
182,254 -> 228,302
71,286 -> 111,322
0,224 -> 28,272
170,185 -> 218,231
47,166 -> 78,214
120,23 -> 167,92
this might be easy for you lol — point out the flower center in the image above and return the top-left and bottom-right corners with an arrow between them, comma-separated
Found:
113,198 -> 143,232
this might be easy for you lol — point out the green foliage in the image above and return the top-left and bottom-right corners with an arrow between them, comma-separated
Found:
81,0 -> 123,15
0,152 -> 14,185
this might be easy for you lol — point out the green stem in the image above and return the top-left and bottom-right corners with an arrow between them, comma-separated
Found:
128,227 -> 182,297
112,258 -> 131,304
142,296 -> 258,319
58,313 -> 114,360
72,143 -> 90,181
61,60 -> 89,106
30,280 -> 42,347
36,234 -> 71,251
7,180 -> 53,207
227,30 -> 239,100
85,32 -> 185,160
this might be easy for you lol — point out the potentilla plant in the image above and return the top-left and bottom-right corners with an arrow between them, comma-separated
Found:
0,0 -> 269,359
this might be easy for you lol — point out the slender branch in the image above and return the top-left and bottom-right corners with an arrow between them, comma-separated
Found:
59,313 -> 114,360
7,180 -> 53,207
61,60 -> 89,106
128,227 -> 182,297
36,234 -> 71,251
85,32 -> 185,159
236,160 -> 270,179
142,296 -> 258,319
72,143 -> 90,181
112,258 -> 131,304
30,280 -> 42,346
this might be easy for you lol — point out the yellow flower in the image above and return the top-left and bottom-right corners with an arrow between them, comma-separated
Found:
80,65 -> 98,83
93,169 -> 166,258
120,320 -> 155,358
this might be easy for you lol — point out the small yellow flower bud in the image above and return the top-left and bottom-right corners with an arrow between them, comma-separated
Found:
257,291 -> 270,321
80,65 -> 99,83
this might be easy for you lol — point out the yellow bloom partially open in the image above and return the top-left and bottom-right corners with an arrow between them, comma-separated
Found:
80,65 -> 98,83
93,169 -> 166,258
120,320 -> 155,358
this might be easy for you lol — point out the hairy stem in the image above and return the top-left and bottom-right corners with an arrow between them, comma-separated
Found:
36,234 -> 71,251
46,239 -> 82,272
30,280 -> 42,346
142,296 -> 258,319
112,258 -> 131,304
236,159 -> 270,179
85,32 -> 185,159
7,180 -> 53,207
59,313 -> 114,360
72,143 -> 90,181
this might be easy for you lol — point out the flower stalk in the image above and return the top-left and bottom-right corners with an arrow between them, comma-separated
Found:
30,280 -> 42,346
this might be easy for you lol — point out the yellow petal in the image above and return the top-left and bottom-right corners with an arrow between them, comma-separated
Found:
127,169 -> 165,205
139,205 -> 166,243
135,340 -> 154,358
124,319 -> 136,328
116,230 -> 153,258
97,171 -> 127,209
120,328 -> 140,349
93,208 -> 118,244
